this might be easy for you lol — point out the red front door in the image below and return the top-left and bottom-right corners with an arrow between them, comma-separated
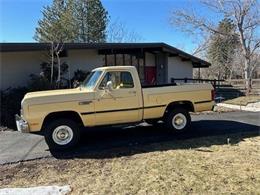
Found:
145,67 -> 156,85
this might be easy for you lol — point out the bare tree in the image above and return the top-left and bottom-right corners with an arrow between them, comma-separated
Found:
46,42 -> 65,88
192,39 -> 209,56
107,19 -> 142,43
53,43 -> 64,87
170,0 -> 260,94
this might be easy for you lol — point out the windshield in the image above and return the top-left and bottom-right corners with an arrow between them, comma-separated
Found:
82,70 -> 102,90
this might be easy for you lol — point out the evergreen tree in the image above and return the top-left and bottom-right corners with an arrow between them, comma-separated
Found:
85,0 -> 108,43
74,0 -> 88,42
34,0 -> 109,88
34,0 -> 108,43
207,18 -> 239,80
34,0 -> 77,42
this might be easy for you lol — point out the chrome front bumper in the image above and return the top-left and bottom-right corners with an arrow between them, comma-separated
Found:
15,114 -> 29,133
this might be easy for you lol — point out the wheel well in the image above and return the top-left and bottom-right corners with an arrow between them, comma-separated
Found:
41,111 -> 83,131
165,101 -> 194,116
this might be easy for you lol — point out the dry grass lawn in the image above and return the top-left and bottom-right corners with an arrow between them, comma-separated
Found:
0,134 -> 260,195
224,95 -> 260,106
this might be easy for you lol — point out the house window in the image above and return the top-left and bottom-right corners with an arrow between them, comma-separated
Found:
117,54 -> 123,65
105,54 -> 133,66
59,49 -> 68,57
124,54 -> 131,65
106,54 -> 114,66
139,58 -> 144,81
132,56 -> 138,68
132,56 -> 144,81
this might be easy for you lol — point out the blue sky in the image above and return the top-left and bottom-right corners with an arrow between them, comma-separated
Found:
0,0 -> 217,53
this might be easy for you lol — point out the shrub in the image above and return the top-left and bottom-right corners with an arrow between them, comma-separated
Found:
0,68 -> 91,129
71,69 -> 90,87
0,87 -> 28,129
28,74 -> 52,91
40,61 -> 68,82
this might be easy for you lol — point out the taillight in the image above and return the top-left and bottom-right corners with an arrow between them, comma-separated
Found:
211,89 -> 215,101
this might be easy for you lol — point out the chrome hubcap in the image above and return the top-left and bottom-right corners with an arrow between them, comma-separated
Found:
172,113 -> 187,130
52,125 -> 73,145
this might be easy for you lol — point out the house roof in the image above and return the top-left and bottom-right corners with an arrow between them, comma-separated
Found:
0,42 -> 210,68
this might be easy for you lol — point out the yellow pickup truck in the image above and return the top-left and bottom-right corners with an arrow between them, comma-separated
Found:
16,66 -> 215,149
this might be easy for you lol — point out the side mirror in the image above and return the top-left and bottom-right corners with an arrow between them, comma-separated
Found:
106,81 -> 113,91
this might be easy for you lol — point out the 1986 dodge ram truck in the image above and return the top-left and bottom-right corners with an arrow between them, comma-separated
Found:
16,66 -> 215,149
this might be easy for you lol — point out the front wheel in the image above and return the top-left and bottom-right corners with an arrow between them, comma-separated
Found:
165,108 -> 191,133
44,119 -> 80,150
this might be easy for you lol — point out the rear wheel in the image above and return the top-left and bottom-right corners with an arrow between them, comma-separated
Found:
44,119 -> 80,150
165,108 -> 191,133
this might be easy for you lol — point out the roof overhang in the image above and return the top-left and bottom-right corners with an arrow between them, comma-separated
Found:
0,42 -> 211,68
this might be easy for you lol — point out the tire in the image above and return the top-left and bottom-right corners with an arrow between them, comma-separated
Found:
44,118 -> 80,150
165,108 -> 191,133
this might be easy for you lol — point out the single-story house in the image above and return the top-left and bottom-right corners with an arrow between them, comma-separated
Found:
0,42 -> 210,90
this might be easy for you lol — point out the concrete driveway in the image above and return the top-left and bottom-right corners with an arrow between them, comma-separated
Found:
0,111 -> 259,165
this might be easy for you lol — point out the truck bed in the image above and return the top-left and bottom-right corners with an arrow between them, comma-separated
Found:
142,83 -> 177,88
142,83 -> 214,119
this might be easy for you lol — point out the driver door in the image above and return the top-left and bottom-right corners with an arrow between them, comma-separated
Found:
94,71 -> 142,126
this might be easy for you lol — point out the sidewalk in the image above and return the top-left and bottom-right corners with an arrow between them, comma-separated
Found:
217,102 -> 260,112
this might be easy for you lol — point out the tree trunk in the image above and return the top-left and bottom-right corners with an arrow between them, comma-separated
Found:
51,42 -> 54,85
229,67 -> 233,80
244,58 -> 252,95
56,52 -> 61,88
237,21 -> 252,95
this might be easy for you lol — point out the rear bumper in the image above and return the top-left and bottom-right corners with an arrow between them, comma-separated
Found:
194,100 -> 215,112
15,114 -> 29,133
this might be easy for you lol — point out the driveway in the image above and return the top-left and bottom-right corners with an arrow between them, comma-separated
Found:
0,111 -> 259,165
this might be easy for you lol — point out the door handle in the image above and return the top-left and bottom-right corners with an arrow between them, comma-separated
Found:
79,101 -> 92,105
129,91 -> 136,94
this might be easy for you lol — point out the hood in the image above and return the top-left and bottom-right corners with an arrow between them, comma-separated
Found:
24,88 -> 82,99
22,87 -> 94,106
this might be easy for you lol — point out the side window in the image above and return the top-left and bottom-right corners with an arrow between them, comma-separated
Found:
121,72 -> 134,88
99,71 -> 134,89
